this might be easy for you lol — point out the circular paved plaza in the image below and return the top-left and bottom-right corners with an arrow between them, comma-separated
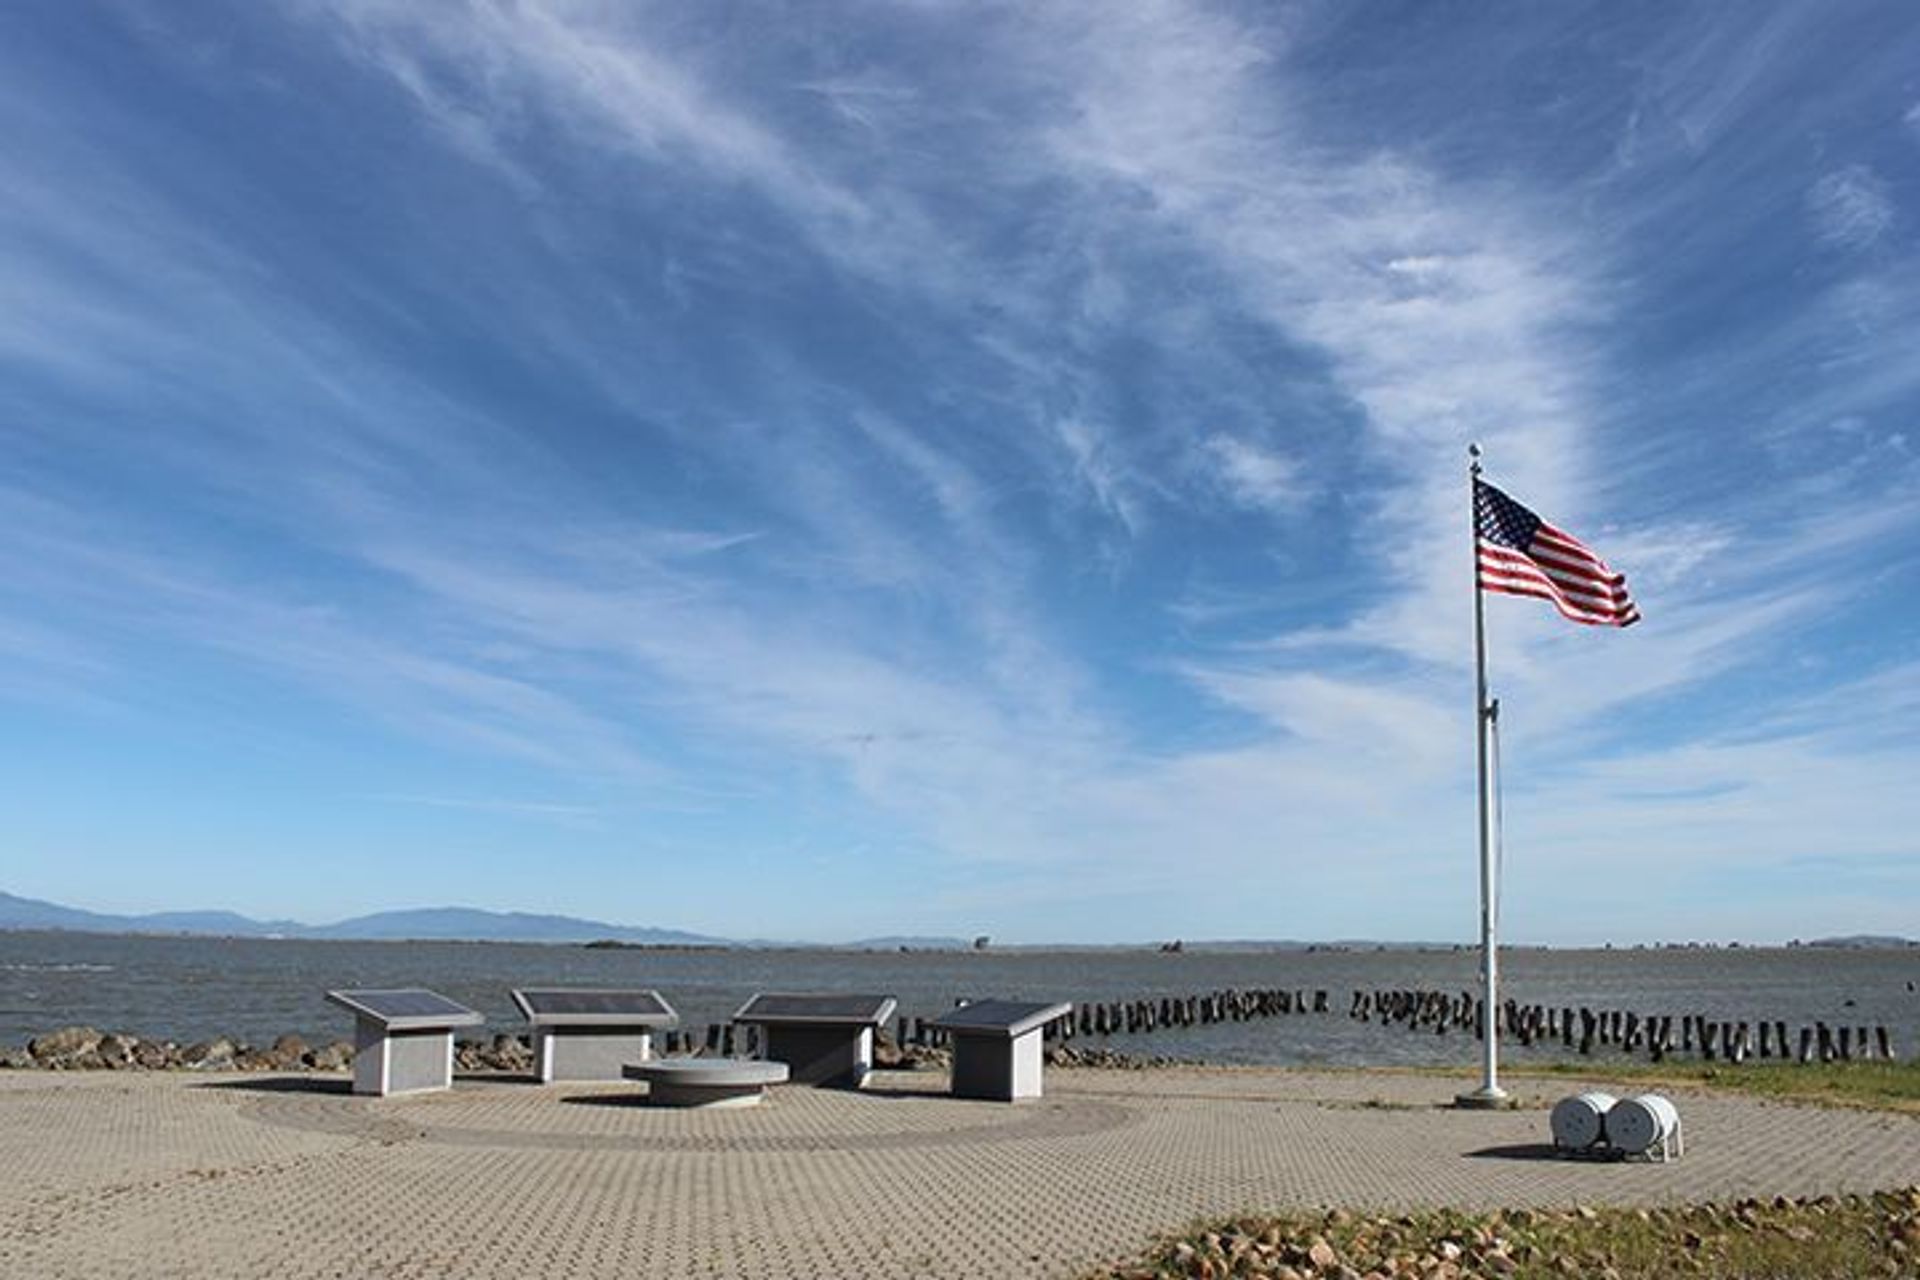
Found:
4,1066 -> 1916,1278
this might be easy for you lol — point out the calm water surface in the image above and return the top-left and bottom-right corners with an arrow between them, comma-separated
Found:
2,931 -> 1915,1068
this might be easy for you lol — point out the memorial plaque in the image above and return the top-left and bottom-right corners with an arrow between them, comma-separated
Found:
510,988 -> 677,1026
930,999 -> 1072,1038
732,993 -> 897,1025
510,987 -> 678,1082
930,998 -> 1073,1102
732,992 -> 896,1088
324,988 -> 481,1096
325,988 -> 484,1030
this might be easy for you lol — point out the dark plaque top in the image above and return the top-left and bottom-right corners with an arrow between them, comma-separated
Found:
510,987 -> 678,1027
732,992 -> 897,1026
325,988 -> 485,1030
928,999 -> 1073,1038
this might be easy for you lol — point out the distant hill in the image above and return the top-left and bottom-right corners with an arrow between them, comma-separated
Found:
314,907 -> 717,946
0,890 -> 721,946
0,892 -> 302,937
138,909 -> 311,935
0,892 -> 133,933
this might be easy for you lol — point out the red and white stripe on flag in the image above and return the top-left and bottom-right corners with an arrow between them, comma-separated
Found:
1474,480 -> 1639,627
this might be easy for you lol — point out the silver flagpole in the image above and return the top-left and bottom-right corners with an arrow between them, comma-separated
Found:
1458,442 -> 1508,1107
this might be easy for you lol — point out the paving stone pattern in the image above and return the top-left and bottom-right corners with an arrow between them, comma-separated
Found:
3,1066 -> 1917,1279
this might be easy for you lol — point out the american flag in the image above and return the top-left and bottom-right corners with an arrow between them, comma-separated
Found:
1475,480 -> 1639,627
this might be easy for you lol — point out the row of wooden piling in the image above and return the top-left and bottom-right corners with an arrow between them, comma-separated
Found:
1349,986 -> 1901,1064
655,988 -> 1333,1058
897,987 -> 1334,1050
663,984 -> 1896,1066
661,1024 -> 762,1057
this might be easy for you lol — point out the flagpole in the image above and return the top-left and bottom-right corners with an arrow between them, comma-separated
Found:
1459,442 -> 1508,1107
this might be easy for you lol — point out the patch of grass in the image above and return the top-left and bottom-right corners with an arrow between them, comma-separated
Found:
1095,1190 -> 1920,1279
1509,1058 -> 1920,1114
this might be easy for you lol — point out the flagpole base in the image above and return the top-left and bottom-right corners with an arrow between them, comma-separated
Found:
1453,1085 -> 1512,1110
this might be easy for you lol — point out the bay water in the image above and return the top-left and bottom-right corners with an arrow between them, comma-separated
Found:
3,930 -> 1915,1068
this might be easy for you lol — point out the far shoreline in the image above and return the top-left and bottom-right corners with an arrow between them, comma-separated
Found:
4,925 -> 1916,952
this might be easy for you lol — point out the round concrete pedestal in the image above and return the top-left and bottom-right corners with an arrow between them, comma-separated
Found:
623,1059 -> 789,1108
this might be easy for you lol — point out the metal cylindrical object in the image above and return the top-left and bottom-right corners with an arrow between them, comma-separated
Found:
1549,1091 -> 1616,1150
1607,1093 -> 1679,1155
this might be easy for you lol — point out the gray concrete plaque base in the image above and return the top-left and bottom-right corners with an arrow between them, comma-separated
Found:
534,1028 -> 653,1083
763,1025 -> 873,1088
623,1059 -> 788,1108
353,1022 -> 455,1097
950,1028 -> 1046,1101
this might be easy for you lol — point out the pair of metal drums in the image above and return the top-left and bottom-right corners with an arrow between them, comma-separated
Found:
1550,1090 -> 1682,1160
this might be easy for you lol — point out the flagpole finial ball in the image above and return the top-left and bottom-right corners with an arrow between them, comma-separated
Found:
1468,442 -> 1482,460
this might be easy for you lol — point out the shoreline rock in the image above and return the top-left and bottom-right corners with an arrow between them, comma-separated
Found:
1046,1044 -> 1200,1070
5,1027 -> 580,1075
7,1025 -> 357,1073
4,1026 -> 1195,1075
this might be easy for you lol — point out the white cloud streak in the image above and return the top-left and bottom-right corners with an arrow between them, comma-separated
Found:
1200,435 -> 1302,513
1808,164 -> 1896,252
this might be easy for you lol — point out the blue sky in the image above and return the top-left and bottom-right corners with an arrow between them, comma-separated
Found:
3,2 -> 1917,944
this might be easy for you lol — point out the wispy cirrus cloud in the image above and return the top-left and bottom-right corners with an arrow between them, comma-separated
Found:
1808,164 -> 1896,252
366,793 -> 604,822
1009,2 -> 1615,692
1199,435 -> 1303,514
310,0 -> 866,221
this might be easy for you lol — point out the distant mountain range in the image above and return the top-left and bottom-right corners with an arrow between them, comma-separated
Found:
0,891 -> 721,946
12,890 -> 1910,951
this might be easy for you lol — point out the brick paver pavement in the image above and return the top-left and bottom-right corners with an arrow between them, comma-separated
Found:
3,1066 -> 1916,1278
